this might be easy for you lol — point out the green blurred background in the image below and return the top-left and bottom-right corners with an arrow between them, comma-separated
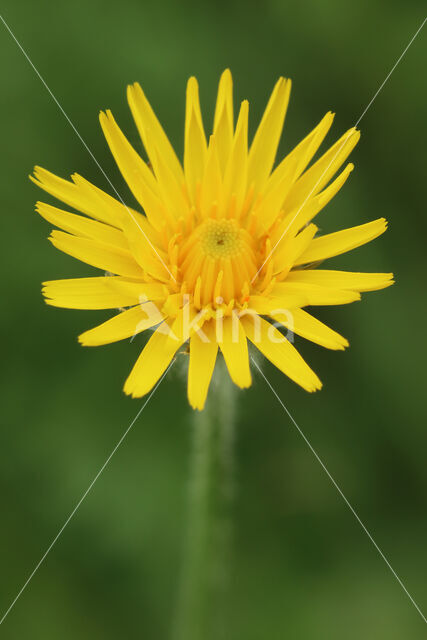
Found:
0,0 -> 426,637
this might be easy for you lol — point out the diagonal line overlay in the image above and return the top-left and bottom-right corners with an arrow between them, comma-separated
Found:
251,357 -> 427,625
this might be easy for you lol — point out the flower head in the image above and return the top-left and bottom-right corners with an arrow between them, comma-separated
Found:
33,70 -> 393,409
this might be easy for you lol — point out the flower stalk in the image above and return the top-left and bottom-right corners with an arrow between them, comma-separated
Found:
173,359 -> 236,640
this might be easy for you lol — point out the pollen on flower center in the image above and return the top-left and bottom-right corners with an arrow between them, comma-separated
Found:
200,219 -> 243,259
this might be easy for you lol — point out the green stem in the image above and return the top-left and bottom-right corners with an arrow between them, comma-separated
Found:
173,360 -> 236,640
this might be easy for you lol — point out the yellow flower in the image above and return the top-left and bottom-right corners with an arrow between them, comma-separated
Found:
32,70 -> 393,410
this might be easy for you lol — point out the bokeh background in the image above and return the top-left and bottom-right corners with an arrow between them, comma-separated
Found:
0,0 -> 426,637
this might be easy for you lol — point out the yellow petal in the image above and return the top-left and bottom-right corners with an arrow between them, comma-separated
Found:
69,172 -> 155,232
107,278 -> 168,301
119,213 -> 171,282
284,128 -> 360,213
127,82 -> 184,185
258,112 -> 336,230
270,308 -> 348,350
184,77 -> 208,202
42,276 -> 142,310
99,110 -> 158,193
99,110 -> 168,228
248,78 -> 291,193
273,223 -> 318,276
116,206 -> 164,252
79,305 -> 163,346
165,302 -> 207,346
277,163 -> 354,238
295,218 -> 388,266
49,230 -> 143,278
31,167 -> 118,227
124,319 -> 182,397
249,293 -> 308,315
222,100 -> 249,215
271,281 -> 361,306
287,269 -> 394,292
152,145 -> 190,219
68,172 -> 168,277
241,315 -> 322,392
213,69 -> 234,174
266,111 -> 335,195
218,315 -> 251,388
254,154 -> 300,231
188,319 -> 218,410
200,134 -> 222,217
36,202 -> 129,250
71,176 -> 170,274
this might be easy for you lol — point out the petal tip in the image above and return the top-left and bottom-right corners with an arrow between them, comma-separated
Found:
77,333 -> 92,347
189,398 -> 206,411
310,378 -> 323,392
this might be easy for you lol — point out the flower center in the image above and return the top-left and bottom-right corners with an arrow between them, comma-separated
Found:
200,219 -> 243,259
179,218 -> 258,306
